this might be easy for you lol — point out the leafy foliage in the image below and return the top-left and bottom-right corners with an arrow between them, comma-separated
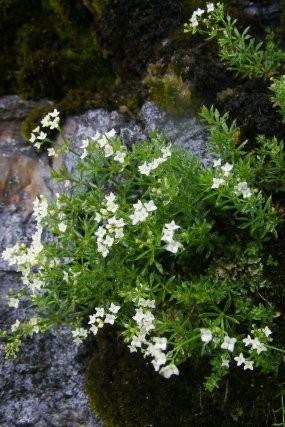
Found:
184,3 -> 285,80
2,110 -> 284,391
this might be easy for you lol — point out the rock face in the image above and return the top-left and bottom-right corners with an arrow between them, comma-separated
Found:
0,95 -> 207,427
0,96 -> 102,427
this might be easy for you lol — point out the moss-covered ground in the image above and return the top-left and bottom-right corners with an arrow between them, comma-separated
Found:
86,327 -> 285,427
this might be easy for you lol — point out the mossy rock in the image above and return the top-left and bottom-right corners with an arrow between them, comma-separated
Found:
144,65 -> 194,116
86,328 -> 282,427
16,40 -> 114,100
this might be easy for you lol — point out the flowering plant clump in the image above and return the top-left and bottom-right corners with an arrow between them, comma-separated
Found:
1,107 -> 285,391
184,3 -> 285,79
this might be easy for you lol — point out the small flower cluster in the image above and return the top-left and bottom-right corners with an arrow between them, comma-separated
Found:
41,109 -> 60,130
130,200 -> 157,225
243,327 -> 271,354
88,303 -> 121,336
2,196 -> 48,283
94,193 -> 125,257
2,196 -> 48,295
211,159 -> 233,189
233,353 -> 254,370
138,145 -> 172,176
29,109 -> 60,149
80,129 -> 126,164
161,220 -> 181,254
201,326 -> 272,371
234,181 -> 252,199
184,3 -> 215,33
211,159 -> 253,198
128,298 -> 179,379
72,303 -> 120,345
72,327 -> 88,346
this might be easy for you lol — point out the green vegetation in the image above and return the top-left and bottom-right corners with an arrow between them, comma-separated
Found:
184,3 -> 285,79
144,66 -> 193,116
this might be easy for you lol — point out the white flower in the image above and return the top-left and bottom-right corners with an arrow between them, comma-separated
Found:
144,200 -> 157,212
151,351 -> 167,371
166,240 -> 181,254
152,337 -> 168,351
109,303 -> 121,314
234,181 -> 252,198
90,325 -> 98,336
88,314 -> 97,325
161,146 -> 172,158
262,326 -> 272,337
104,144 -> 114,158
138,162 -> 152,176
165,221 -> 180,231
38,131 -> 47,141
195,7 -> 205,16
95,226 -> 107,240
251,338 -> 267,354
221,356 -> 230,368
97,243 -> 109,257
104,314 -> 116,325
244,360 -> 254,370
190,15 -> 198,27
200,328 -> 213,343
114,227 -> 124,238
95,212 -> 102,223
95,307 -> 105,317
130,335 -> 144,348
114,151 -> 126,163
211,177 -> 225,189
130,200 -> 155,225
128,344 -> 137,353
29,133 -> 36,143
234,353 -> 245,366
221,162 -> 233,176
105,129 -> 116,139
11,319 -> 20,332
213,158 -> 222,168
159,364 -> 179,379
72,327 -> 88,345
221,336 -> 237,352
105,193 -> 118,213
58,222 -> 67,233
133,308 -> 146,324
207,2 -> 215,12
33,126 -> 40,133
7,297 -> 19,308
161,228 -> 174,243
242,334 -> 252,347
50,108 -> 59,118
104,235 -> 114,248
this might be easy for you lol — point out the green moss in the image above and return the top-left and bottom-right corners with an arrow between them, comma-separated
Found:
86,328 -> 283,427
143,65 -> 194,116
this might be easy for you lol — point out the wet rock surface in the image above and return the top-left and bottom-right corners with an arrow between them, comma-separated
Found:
0,95 -> 207,426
